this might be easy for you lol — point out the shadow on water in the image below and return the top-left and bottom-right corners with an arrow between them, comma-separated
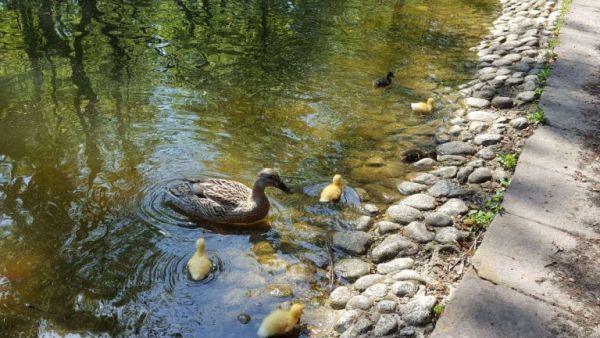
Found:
0,0 -> 499,336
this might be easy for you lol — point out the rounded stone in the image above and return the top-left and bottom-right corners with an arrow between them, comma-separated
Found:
335,309 -> 361,333
424,212 -> 453,227
391,281 -> 418,297
413,158 -> 436,168
474,133 -> 503,146
386,204 -> 422,224
476,147 -> 496,160
466,110 -> 497,123
437,155 -> 466,166
397,181 -> 428,195
376,300 -> 397,314
354,274 -> 385,291
429,166 -> 458,179
517,91 -> 536,102
371,235 -> 418,263
376,220 -> 402,234
438,199 -> 469,216
354,215 -> 372,231
457,166 -> 475,183
374,314 -> 399,337
333,231 -> 373,255
509,117 -> 529,129
376,257 -> 415,274
411,173 -> 439,185
399,295 -> 437,326
363,283 -> 389,298
403,221 -> 434,243
335,259 -> 370,280
400,194 -> 436,210
361,203 -> 380,216
237,313 -> 251,324
330,286 -> 358,309
436,141 -> 477,156
435,227 -> 463,243
427,180 -> 463,198
465,97 -> 491,108
468,167 -> 493,183
346,295 -> 373,310
491,96 -> 514,109
448,125 -> 463,136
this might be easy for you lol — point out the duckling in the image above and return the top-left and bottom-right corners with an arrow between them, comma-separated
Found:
257,303 -> 304,338
410,98 -> 435,113
319,174 -> 343,202
373,71 -> 394,88
401,149 -> 437,163
187,237 -> 212,281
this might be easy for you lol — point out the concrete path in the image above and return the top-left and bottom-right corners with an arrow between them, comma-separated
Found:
431,0 -> 600,337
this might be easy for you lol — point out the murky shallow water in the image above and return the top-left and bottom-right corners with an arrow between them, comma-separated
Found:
0,0 -> 497,336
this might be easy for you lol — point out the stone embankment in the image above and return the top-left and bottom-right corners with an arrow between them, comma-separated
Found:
322,0 -> 570,337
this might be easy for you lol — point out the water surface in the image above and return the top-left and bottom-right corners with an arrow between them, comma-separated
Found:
0,0 -> 497,336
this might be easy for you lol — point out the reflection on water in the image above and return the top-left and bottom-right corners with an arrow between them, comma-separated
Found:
0,0 -> 497,336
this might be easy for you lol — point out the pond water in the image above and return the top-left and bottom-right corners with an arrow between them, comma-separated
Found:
0,0 -> 497,336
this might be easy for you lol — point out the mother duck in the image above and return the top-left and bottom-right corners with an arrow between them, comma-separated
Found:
168,168 -> 292,225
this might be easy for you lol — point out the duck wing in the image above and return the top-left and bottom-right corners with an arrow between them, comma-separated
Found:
191,178 -> 252,207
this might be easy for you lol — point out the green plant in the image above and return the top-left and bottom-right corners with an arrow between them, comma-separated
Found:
433,304 -> 445,316
500,178 -> 511,188
527,109 -> 546,125
497,153 -> 518,171
467,210 -> 496,228
534,87 -> 544,97
538,65 -> 551,84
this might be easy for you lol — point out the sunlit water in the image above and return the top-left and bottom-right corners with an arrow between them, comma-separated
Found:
0,0 -> 497,336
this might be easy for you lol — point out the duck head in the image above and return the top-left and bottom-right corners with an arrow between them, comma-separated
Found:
257,168 -> 292,193
387,71 -> 395,79
332,174 -> 343,186
427,98 -> 434,106
196,237 -> 206,254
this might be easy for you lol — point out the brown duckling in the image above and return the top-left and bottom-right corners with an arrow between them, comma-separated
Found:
401,149 -> 437,163
373,71 -> 394,88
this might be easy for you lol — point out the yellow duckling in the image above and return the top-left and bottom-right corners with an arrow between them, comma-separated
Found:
410,98 -> 435,114
257,303 -> 304,337
319,174 -> 343,203
187,237 -> 212,281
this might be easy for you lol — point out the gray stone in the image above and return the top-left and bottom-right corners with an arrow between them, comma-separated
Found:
436,141 -> 477,156
474,133 -> 503,146
505,77 -> 524,86
467,158 -> 485,167
363,283 -> 388,298
523,80 -> 537,91
465,97 -> 491,108
468,167 -> 493,183
355,215 -> 372,231
411,173 -> 439,186
386,205 -> 422,224
391,281 -> 418,297
437,155 -> 466,166
346,316 -> 374,336
397,181 -> 427,195
424,212 -> 453,227
330,286 -> 358,309
476,147 -> 496,160
372,235 -> 418,263
447,125 -> 463,136
361,203 -> 379,215
469,121 -> 488,133
404,221 -> 435,243
427,180 -> 463,198
429,166 -> 458,179
457,165 -> 475,183
334,231 -> 373,255
512,62 -> 531,72
376,220 -> 401,234
374,314 -> 399,337
491,96 -> 514,109
399,294 -> 436,325
517,90 -> 536,102
354,274 -> 385,291
392,270 -> 433,284
335,259 -> 370,280
466,110 -> 496,122
376,257 -> 415,274
473,89 -> 495,100
346,295 -> 373,311
509,117 -> 529,129
376,300 -> 397,314
435,226 -> 463,243
412,157 -> 436,168
335,309 -> 361,333
493,168 -> 510,182
400,194 -> 436,210
438,198 -> 469,216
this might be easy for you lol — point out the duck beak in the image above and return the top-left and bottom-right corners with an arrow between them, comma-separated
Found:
277,181 -> 292,194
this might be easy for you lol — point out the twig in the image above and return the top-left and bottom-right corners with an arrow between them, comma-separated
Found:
327,242 -> 335,290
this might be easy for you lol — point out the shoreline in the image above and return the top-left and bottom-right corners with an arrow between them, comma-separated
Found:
315,0 -> 571,336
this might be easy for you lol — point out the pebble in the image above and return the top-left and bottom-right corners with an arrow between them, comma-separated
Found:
411,173 -> 439,185
436,141 -> 477,156
335,259 -> 370,280
517,90 -> 536,102
399,295 -> 437,326
468,167 -> 493,183
371,235 -> 418,263
374,314 -> 399,336
437,155 -> 466,166
392,270 -> 433,284
376,300 -> 398,313
346,295 -> 374,310
466,110 -> 496,123
333,231 -> 373,255
363,283 -> 389,298
435,227 -> 463,243
391,281 -> 418,297
438,198 -> 469,216
413,158 -> 436,167
448,125 -> 463,136
346,317 -> 374,335
335,310 -> 361,333
424,212 -> 453,227
237,313 -> 251,324
510,117 -> 529,129
361,203 -> 380,216
400,194 -> 436,210
523,80 -> 537,91
491,96 -> 514,108
355,215 -> 372,231
429,166 -> 458,179
469,121 -> 488,133
476,147 -> 496,160
465,97 -> 491,108
376,257 -> 415,274
474,133 -> 503,146
386,204 -> 422,224
397,181 -> 427,195
330,286 -> 358,309
457,165 -> 475,183
404,221 -> 435,243
376,220 -> 402,234
427,180 -> 463,198
354,274 -> 385,291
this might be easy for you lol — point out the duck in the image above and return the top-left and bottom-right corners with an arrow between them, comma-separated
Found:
373,71 -> 394,88
319,174 -> 343,203
410,98 -> 435,113
257,303 -> 304,337
187,237 -> 212,281
168,168 -> 292,225
401,149 -> 437,163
